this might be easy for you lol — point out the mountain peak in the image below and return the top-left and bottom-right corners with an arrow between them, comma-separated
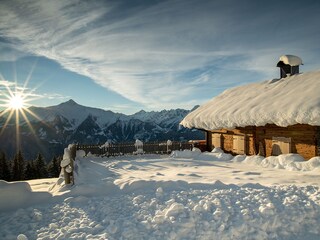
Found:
65,99 -> 78,105
57,99 -> 79,107
136,110 -> 146,114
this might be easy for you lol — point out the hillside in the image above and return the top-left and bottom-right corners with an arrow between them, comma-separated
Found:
0,100 -> 203,160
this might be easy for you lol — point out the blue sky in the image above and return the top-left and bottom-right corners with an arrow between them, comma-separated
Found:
0,0 -> 320,114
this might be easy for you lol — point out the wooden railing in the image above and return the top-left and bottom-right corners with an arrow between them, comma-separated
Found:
76,141 -> 199,157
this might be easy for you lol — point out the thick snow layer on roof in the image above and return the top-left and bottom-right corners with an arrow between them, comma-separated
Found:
279,54 -> 303,66
181,71 -> 320,130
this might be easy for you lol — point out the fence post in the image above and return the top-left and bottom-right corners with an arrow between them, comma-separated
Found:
167,140 -> 172,154
70,144 -> 76,184
134,139 -> 144,154
61,144 -> 76,185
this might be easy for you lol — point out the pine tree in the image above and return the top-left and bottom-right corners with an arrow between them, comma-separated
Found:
24,161 -> 36,180
11,150 -> 25,181
47,156 -> 61,178
7,159 -> 12,181
0,151 -> 11,181
34,153 -> 48,179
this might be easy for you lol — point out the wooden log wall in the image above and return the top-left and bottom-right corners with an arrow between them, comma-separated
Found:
317,127 -> 320,156
210,124 -> 318,160
256,124 -> 317,160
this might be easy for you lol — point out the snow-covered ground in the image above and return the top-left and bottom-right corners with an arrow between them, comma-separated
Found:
1,149 -> 320,240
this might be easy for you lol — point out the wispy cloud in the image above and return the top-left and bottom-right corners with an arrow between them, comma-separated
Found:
0,80 -> 15,88
39,93 -> 70,101
0,43 -> 27,61
0,0 -> 319,110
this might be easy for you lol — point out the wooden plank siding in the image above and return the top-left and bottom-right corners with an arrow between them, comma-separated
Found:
316,127 -> 320,156
212,133 -> 221,148
257,124 -> 317,160
209,124 -> 318,160
232,135 -> 246,155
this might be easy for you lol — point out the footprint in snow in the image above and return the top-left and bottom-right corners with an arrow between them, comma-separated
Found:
189,173 -> 201,177
244,172 -> 261,176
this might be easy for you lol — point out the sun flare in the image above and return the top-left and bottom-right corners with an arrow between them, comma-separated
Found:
0,83 -> 42,147
0,59 -> 44,152
8,94 -> 25,110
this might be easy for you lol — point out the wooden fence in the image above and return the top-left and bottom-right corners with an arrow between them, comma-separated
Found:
76,141 -> 197,157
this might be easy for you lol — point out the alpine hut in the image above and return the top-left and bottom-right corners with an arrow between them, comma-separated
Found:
180,55 -> 320,160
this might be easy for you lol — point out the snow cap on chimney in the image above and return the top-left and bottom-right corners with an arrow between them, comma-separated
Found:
278,55 -> 303,66
276,55 -> 302,78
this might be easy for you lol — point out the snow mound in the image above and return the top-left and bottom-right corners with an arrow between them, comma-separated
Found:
297,157 -> 320,171
170,149 -> 233,161
170,150 -> 320,171
232,155 -> 247,162
170,149 -> 201,158
242,155 -> 265,165
17,234 -> 28,240
0,181 -> 51,212
211,147 -> 224,153
234,154 -> 320,171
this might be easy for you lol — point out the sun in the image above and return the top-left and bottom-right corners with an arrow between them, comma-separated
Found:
0,59 -> 44,152
8,94 -> 25,110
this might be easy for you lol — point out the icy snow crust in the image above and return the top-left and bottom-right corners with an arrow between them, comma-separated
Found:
0,151 -> 320,239
181,71 -> 320,130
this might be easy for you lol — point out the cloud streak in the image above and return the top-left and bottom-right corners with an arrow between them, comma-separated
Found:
0,0 -> 320,110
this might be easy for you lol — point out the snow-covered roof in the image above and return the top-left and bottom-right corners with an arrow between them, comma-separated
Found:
278,55 -> 303,66
181,70 -> 320,130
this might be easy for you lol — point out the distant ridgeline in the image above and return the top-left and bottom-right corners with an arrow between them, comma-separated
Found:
0,100 -> 203,160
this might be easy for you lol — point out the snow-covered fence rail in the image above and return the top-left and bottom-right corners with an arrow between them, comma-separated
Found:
76,141 -> 195,157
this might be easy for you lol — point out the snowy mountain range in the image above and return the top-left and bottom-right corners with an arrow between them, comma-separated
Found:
0,100 -> 203,160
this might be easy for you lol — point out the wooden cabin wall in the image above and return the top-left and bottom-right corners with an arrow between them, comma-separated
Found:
210,124 -> 318,160
205,131 -> 212,151
222,134 -> 233,153
316,126 -> 320,156
210,127 -> 256,155
256,124 -> 317,160
247,135 -> 256,155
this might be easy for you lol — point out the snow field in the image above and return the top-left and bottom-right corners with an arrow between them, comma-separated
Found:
0,149 -> 320,239
0,183 -> 319,240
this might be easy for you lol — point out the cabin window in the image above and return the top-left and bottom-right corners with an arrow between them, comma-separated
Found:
272,137 -> 291,155
212,133 -> 221,148
233,135 -> 246,155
